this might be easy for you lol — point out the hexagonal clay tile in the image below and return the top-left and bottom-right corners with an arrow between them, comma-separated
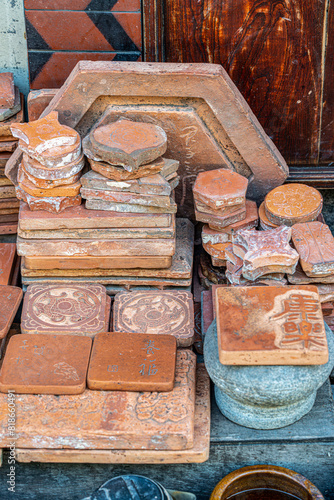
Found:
89,118 -> 167,171
5,62 -> 288,216
193,169 -> 248,210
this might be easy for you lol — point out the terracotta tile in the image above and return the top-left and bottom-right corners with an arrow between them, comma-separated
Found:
0,334 -> 92,395
202,225 -> 229,245
0,286 -> 23,339
27,89 -> 57,122
0,94 -> 24,137
258,201 -> 279,230
87,155 -> 167,181
0,87 -> 21,122
0,214 -> 18,223
194,197 -> 244,217
20,162 -> 81,189
0,244 -> 16,285
85,198 -> 177,214
0,178 -> 13,187
0,350 -> 196,450
208,200 -> 258,233
0,141 -> 17,153
0,73 -> 14,109
321,302 -> 334,316
0,198 -> 19,209
21,284 -> 108,336
114,290 -> 195,347
0,185 -> 16,199
203,241 -> 230,260
0,153 -> 11,168
216,285 -> 328,365
193,169 -> 248,210
292,221 -> 334,277
23,152 -> 84,180
195,204 -> 246,229
233,226 -> 299,281
16,187 -> 82,213
87,332 -> 177,392
265,183 -> 323,226
81,187 -> 171,209
19,174 -> 81,198
288,263 -> 334,285
19,202 -> 172,230
0,223 -> 18,235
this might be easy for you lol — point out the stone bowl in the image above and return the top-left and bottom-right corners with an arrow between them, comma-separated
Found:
209,465 -> 324,499
204,319 -> 334,429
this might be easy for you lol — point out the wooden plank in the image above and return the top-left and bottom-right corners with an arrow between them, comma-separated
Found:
163,0 -> 326,165
142,0 -> 164,62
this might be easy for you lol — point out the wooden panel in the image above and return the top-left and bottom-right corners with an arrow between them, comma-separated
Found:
163,0 -> 326,165
320,0 -> 334,163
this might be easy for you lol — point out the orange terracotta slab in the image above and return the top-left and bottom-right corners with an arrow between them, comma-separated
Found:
0,198 -> 19,209
27,89 -> 58,122
0,286 -> 23,339
81,187 -> 171,209
15,363 -> 210,465
0,244 -> 16,285
216,285 -> 328,365
0,140 -> 17,152
0,87 -> 20,121
195,205 -> 246,229
292,222 -> 334,277
259,201 -> 279,230
0,350 -> 196,450
0,94 -> 24,137
0,73 -> 15,109
0,185 -> 16,199
87,332 -> 177,392
113,290 -> 195,347
208,200 -> 258,233
21,284 -> 107,336
202,225 -> 230,245
287,264 -> 334,285
23,255 -> 172,270
193,169 -> 248,210
265,184 -> 323,226
89,119 -> 167,171
194,198 -> 244,217
21,162 -> 81,189
22,151 -> 84,180
18,166 -> 81,197
16,187 -> 82,213
88,155 -> 167,181
0,334 -> 92,395
19,202 -> 172,230
203,241 -> 230,260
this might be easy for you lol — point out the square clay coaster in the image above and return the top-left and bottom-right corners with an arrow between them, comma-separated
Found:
87,332 -> 177,391
0,334 -> 92,395
21,284 -> 107,336
216,285 -> 328,365
0,285 -> 23,339
113,290 -> 195,347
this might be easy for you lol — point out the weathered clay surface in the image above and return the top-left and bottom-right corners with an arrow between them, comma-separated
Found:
19,202 -> 172,230
211,256 -> 226,267
0,285 -> 23,339
90,119 -> 167,171
19,169 -> 81,198
0,73 -> 14,109
81,187 -> 172,209
81,169 -> 174,196
0,94 -> 24,137
193,169 -> 247,210
265,184 -> 323,226
0,152 -> 11,168
0,140 -> 17,152
15,363 -> 210,464
203,241 -> 230,260
23,151 -> 84,180
215,285 -> 328,365
0,350 -> 196,450
16,187 -> 82,213
0,334 -> 92,394
0,176 -> 13,187
259,201 -> 279,230
87,332 -> 177,392
0,243 -> 16,285
195,205 -> 246,228
233,226 -> 299,281
0,87 -> 21,122
21,163 -> 81,189
114,290 -> 195,347
87,154 -> 167,181
292,222 -> 334,277
0,185 -> 16,199
195,198 -> 244,217
208,200 -> 258,233
17,235 -> 176,257
0,198 -> 19,209
86,198 -> 177,214
21,284 -> 108,336
202,225 -> 229,245
288,264 -> 334,285
20,134 -> 82,169
27,89 -> 58,121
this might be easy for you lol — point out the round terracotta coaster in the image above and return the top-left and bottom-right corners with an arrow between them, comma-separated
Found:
264,183 -> 322,226
258,201 -> 279,230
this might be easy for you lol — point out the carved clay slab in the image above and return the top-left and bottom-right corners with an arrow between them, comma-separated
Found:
19,202 -> 172,230
0,243 -> 16,285
16,187 -> 82,214
0,350 -> 196,450
0,334 -> 92,395
21,284 -> 108,336
216,285 -> 328,365
87,332 -> 177,392
81,187 -> 172,209
0,73 -> 15,109
292,222 -> 334,277
193,169 -> 248,209
114,290 -> 195,347
6,62 -> 288,217
0,286 -> 23,339
265,184 -> 323,226
15,363 -> 209,464
89,119 -> 167,171
208,200 -> 258,233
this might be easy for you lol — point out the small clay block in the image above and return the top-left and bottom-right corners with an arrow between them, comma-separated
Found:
21,284 -> 107,336
0,185 -> 16,199
216,285 -> 328,365
0,244 -> 16,285
292,221 -> 334,277
81,187 -> 171,209
87,332 -> 177,392
114,290 -> 195,347
195,204 -> 246,228
0,140 -> 17,153
88,155 -> 167,181
85,198 -> 177,215
0,73 -> 14,109
195,198 -> 244,217
265,183 -> 323,226
0,334 -> 92,395
18,166 -> 81,198
0,87 -> 21,122
22,151 -> 84,180
287,263 -> 334,285
16,187 -> 82,213
19,202 -> 172,230
0,285 -> 23,339
193,169 -> 248,210
89,119 -> 167,171
21,162 -> 81,189
0,94 -> 24,137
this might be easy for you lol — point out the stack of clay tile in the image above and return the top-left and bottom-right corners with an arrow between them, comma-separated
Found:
0,73 -> 24,233
11,111 -> 83,213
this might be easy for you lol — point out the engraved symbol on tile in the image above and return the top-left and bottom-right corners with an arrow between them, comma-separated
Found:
53,362 -> 79,381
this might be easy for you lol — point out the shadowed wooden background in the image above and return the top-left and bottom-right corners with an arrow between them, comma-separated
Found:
143,0 -> 334,180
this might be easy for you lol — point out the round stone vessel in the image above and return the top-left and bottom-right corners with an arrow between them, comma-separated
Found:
204,319 -> 334,430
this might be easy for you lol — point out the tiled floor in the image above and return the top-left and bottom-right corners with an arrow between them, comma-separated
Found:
24,0 -> 142,89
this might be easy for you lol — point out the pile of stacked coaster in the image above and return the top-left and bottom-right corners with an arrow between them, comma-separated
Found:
0,73 -> 24,234
12,111 -> 83,213
0,284 -> 209,464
